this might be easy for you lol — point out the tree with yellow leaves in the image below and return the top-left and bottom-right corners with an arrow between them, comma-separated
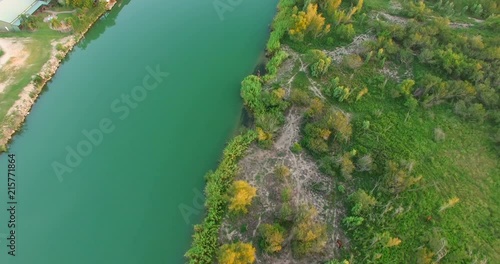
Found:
289,4 -> 331,41
328,0 -> 363,24
325,109 -> 353,142
229,181 -> 257,214
259,223 -> 286,253
219,242 -> 256,264
346,0 -> 364,21
338,152 -> 355,179
292,205 -> 327,257
256,127 -> 270,142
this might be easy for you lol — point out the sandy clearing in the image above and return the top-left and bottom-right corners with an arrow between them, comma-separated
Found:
0,38 -> 30,70
0,38 -> 31,94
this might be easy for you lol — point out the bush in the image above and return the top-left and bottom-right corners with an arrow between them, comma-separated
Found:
342,216 -> 364,228
279,202 -> 294,222
336,24 -> 355,42
185,131 -> 257,263
290,142 -> 303,153
292,206 -> 327,257
338,152 -> 355,179
241,75 -> 264,115
454,101 -> 487,123
228,181 -> 257,214
259,224 -> 286,253
56,43 -> 65,52
349,189 -> 377,214
32,74 -> 44,86
265,50 -> 289,81
306,50 -> 332,77
356,154 -> 372,172
266,0 -> 296,53
275,165 -> 291,180
290,89 -> 311,106
219,242 -> 256,264
343,54 -> 363,69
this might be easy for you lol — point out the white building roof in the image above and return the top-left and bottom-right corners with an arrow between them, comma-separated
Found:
0,0 -> 45,24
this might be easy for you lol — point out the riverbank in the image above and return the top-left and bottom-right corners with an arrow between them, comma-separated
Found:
186,0 -> 500,263
0,3 -> 115,153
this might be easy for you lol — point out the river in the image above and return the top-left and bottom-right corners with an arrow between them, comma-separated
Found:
0,0 -> 277,263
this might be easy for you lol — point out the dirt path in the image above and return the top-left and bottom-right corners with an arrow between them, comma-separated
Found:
43,10 -> 76,15
323,34 -> 374,63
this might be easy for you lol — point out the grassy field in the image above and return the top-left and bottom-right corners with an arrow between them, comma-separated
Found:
206,0 -> 500,263
325,60 -> 500,262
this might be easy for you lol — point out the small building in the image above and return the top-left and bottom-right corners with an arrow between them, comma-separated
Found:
0,0 -> 52,32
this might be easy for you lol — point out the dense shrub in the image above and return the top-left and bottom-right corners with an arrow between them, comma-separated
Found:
185,131 -> 257,263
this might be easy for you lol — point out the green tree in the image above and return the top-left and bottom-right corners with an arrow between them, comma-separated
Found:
20,15 -> 40,31
350,189 -> 377,213
306,49 -> 332,77
241,75 -> 264,115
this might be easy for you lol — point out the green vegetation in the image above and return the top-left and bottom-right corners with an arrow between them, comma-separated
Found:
289,0 -> 499,262
62,0 -> 97,8
185,131 -> 257,263
259,223 -> 286,253
189,0 -> 499,263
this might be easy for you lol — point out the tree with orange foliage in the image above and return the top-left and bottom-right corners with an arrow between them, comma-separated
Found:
219,242 -> 256,264
229,181 -> 257,214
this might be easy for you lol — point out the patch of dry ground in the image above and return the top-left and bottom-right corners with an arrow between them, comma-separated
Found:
323,34 -> 374,63
219,107 -> 346,263
0,38 -> 31,93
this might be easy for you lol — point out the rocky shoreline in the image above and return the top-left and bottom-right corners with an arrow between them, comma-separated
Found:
0,5 -> 115,152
